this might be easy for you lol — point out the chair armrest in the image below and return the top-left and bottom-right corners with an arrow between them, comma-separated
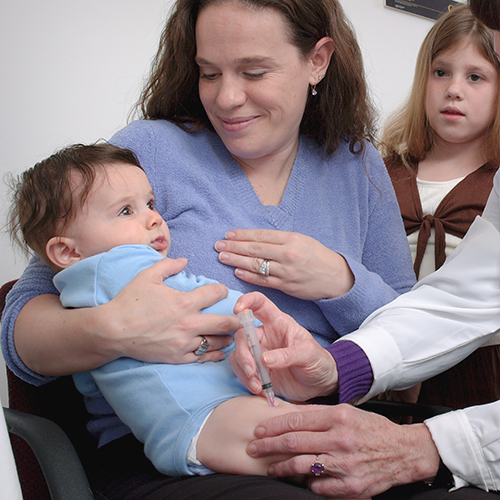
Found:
4,407 -> 94,500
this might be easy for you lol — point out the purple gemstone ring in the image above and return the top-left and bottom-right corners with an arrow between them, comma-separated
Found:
310,455 -> 325,476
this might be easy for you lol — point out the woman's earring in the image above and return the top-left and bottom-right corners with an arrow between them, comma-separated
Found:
311,75 -> 324,96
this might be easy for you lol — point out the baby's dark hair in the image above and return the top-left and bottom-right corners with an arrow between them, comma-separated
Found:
8,142 -> 142,266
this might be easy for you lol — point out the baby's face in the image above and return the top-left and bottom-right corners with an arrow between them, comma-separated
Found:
63,162 -> 171,259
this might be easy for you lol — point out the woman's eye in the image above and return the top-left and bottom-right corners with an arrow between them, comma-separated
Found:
119,207 -> 132,216
200,72 -> 219,81
244,72 -> 265,79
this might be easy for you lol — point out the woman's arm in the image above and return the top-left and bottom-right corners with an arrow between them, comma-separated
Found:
344,216 -> 500,400
215,230 -> 355,301
3,256 -> 238,381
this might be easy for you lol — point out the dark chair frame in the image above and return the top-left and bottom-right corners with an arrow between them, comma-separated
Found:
2,279 -> 95,499
4,407 -> 94,500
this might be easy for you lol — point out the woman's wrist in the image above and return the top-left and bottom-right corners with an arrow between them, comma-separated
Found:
320,254 -> 355,299
88,300 -> 124,363
400,424 -> 441,486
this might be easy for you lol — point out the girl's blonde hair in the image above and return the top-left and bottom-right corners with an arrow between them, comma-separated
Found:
380,4 -> 500,166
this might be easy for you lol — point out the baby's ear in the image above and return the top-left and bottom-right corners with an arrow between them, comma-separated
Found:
46,236 -> 83,269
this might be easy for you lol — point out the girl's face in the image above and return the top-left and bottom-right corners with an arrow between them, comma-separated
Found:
195,2 -> 318,169
425,38 -> 499,150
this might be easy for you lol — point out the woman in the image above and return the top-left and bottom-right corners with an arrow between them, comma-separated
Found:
1,0 -> 415,498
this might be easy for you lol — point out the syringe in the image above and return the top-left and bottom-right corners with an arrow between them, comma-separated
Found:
238,309 -> 276,407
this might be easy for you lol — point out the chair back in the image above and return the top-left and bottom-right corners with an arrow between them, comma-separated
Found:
2,280 -> 97,499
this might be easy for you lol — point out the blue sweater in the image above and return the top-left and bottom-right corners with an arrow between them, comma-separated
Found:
56,245 -> 249,476
2,122 -> 414,385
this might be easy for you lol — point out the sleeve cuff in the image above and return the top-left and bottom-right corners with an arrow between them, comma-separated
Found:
326,340 -> 373,403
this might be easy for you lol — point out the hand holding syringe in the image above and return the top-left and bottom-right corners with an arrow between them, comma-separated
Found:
237,309 -> 276,407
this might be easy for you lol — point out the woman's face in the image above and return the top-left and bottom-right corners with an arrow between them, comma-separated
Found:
195,2 -> 316,168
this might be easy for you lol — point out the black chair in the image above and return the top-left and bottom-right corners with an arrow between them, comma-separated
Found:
2,280 -> 95,499
4,407 -> 93,500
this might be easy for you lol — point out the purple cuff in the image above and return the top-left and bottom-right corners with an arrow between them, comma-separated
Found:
325,340 -> 373,403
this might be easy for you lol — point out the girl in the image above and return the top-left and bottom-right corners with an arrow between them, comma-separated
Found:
381,4 -> 500,280
381,4 -> 500,409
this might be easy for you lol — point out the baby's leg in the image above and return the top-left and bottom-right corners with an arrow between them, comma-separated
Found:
196,395 -> 297,475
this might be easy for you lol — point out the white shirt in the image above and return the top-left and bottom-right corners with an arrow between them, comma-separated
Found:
342,170 -> 500,491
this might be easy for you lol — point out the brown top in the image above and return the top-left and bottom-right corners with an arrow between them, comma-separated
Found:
386,156 -> 498,279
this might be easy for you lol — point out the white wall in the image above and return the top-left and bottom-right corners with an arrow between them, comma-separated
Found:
0,0 -> 449,405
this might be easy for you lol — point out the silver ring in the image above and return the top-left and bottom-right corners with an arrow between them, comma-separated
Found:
258,259 -> 270,277
194,336 -> 210,356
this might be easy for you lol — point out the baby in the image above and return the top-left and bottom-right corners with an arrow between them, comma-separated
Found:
8,142 -> 298,477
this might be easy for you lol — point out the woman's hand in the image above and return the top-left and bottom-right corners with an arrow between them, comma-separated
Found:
229,292 -> 338,402
16,257 -> 239,376
215,229 -> 354,300
102,257 -> 238,364
246,404 -> 441,499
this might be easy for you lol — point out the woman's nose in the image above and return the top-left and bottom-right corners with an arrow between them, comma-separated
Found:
216,76 -> 245,110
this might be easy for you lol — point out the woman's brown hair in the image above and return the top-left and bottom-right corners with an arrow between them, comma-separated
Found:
136,0 -> 377,155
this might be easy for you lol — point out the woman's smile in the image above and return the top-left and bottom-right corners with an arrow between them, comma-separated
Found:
195,1 -> 314,168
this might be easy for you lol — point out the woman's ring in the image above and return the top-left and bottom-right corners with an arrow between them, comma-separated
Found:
259,259 -> 270,277
194,336 -> 210,356
311,455 -> 325,476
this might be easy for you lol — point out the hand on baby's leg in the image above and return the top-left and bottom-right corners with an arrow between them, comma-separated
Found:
196,395 -> 296,476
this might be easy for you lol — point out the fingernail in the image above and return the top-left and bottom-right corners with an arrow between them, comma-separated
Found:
235,268 -> 244,278
247,443 -> 257,456
214,241 -> 225,251
244,364 -> 253,377
263,352 -> 277,365
218,252 -> 229,263
225,231 -> 236,239
254,426 -> 266,438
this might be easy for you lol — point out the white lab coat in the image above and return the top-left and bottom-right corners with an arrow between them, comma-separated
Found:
342,171 -> 500,491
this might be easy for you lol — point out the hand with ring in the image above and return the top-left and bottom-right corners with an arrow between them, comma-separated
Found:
102,258 -> 237,365
246,403 -> 441,498
215,229 -> 354,301
258,259 -> 270,277
194,336 -> 210,356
